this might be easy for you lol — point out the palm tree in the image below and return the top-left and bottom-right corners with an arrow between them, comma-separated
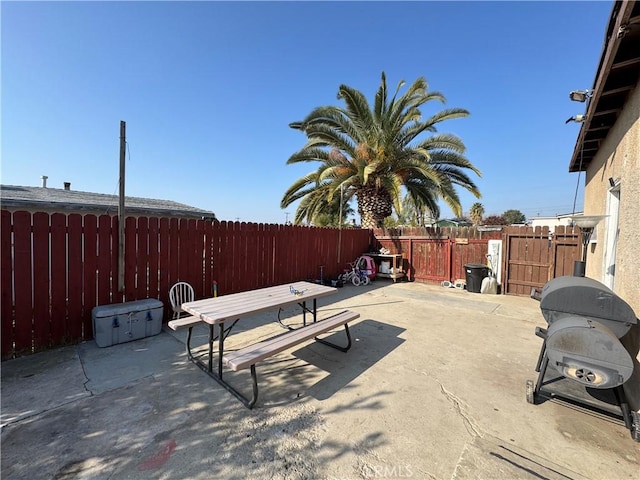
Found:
281,72 -> 481,228
469,202 -> 485,226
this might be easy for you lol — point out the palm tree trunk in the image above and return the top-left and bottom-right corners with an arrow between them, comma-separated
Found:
357,187 -> 393,228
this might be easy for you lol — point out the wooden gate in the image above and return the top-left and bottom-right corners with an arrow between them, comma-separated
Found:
502,226 -> 581,296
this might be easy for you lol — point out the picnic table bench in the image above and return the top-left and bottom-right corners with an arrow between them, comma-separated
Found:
169,282 -> 359,408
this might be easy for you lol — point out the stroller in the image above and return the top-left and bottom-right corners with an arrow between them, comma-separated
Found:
338,255 -> 377,286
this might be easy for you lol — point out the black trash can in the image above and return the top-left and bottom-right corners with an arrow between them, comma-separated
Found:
464,263 -> 489,293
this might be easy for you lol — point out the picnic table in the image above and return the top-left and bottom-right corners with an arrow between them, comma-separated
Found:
173,281 -> 359,408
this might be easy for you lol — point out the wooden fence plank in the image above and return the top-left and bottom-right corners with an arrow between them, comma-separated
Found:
265,224 -> 276,286
1,210 -> 14,358
530,227 -> 542,288
236,222 -> 245,291
168,218 -> 179,287
231,220 -> 239,291
274,224 -> 283,284
263,224 -> 275,286
83,215 -> 98,339
136,216 -> 149,299
97,215 -> 112,306
111,216 -> 124,304
32,212 -> 51,350
215,221 -> 229,295
212,221 -> 222,294
125,216 -> 137,301
148,217 -> 160,300
516,231 -> 528,295
247,222 -> 257,290
230,221 -> 240,292
188,219 -> 197,290
194,219 -> 205,297
67,214 -> 83,342
203,221 -> 214,297
50,213 -> 67,344
253,223 -> 263,287
158,217 -> 170,313
13,211 -> 33,356
177,218 -> 189,284
185,218 -> 198,288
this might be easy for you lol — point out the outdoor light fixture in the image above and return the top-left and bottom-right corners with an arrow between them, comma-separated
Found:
565,114 -> 586,124
569,90 -> 592,102
566,89 -> 591,125
569,215 -> 608,276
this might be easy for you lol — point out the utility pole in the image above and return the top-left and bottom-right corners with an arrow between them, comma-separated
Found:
118,121 -> 126,293
337,184 -> 344,265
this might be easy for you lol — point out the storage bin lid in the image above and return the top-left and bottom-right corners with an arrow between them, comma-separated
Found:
92,298 -> 163,318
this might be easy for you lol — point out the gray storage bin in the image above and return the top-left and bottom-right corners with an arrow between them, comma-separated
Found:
92,299 -> 163,347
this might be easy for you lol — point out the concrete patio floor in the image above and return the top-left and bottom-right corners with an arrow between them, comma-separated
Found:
2,281 -> 639,479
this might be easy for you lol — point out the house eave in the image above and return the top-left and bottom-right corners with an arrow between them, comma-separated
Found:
569,0 -> 640,173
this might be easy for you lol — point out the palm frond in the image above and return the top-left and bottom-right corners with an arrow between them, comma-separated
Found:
337,84 -> 374,132
374,71 -> 388,121
422,108 -> 470,129
286,147 -> 330,165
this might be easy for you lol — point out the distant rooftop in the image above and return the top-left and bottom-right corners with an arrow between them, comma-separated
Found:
0,184 -> 216,219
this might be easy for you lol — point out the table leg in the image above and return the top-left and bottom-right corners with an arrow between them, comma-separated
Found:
302,301 -> 307,326
208,324 -> 214,372
298,299 -> 319,326
218,323 -> 224,378
189,320 -> 254,408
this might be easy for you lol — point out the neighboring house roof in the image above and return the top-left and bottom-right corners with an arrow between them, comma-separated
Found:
434,219 -> 472,227
531,212 -> 584,229
0,184 -> 216,219
569,0 -> 640,172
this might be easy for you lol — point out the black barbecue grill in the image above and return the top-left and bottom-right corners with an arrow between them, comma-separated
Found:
528,276 -> 639,441
538,276 -> 637,338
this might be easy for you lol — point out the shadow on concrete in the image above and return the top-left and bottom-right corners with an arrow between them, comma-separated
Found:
1,335 -> 392,479
294,319 -> 406,402
175,318 -> 404,412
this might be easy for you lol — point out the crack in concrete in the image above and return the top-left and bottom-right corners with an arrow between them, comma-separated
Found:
77,345 -> 93,395
438,383 -> 483,438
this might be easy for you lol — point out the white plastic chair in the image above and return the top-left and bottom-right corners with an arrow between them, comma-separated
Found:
169,281 -> 195,320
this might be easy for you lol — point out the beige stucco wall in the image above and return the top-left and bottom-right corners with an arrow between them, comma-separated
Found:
584,78 -> 640,311
583,77 -> 640,410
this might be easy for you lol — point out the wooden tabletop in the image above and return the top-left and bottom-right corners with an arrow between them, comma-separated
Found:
181,281 -> 337,325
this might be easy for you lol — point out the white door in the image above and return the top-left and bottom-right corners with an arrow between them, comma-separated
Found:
487,239 -> 502,286
603,184 -> 620,289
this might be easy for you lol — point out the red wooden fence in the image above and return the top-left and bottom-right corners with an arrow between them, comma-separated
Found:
371,226 -> 580,295
372,227 -> 502,284
1,212 -> 581,359
1,211 -> 372,359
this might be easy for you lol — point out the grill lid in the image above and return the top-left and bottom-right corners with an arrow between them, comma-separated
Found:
539,276 -> 637,338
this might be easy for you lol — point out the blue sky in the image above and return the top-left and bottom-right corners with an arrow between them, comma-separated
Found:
2,1 -> 612,224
